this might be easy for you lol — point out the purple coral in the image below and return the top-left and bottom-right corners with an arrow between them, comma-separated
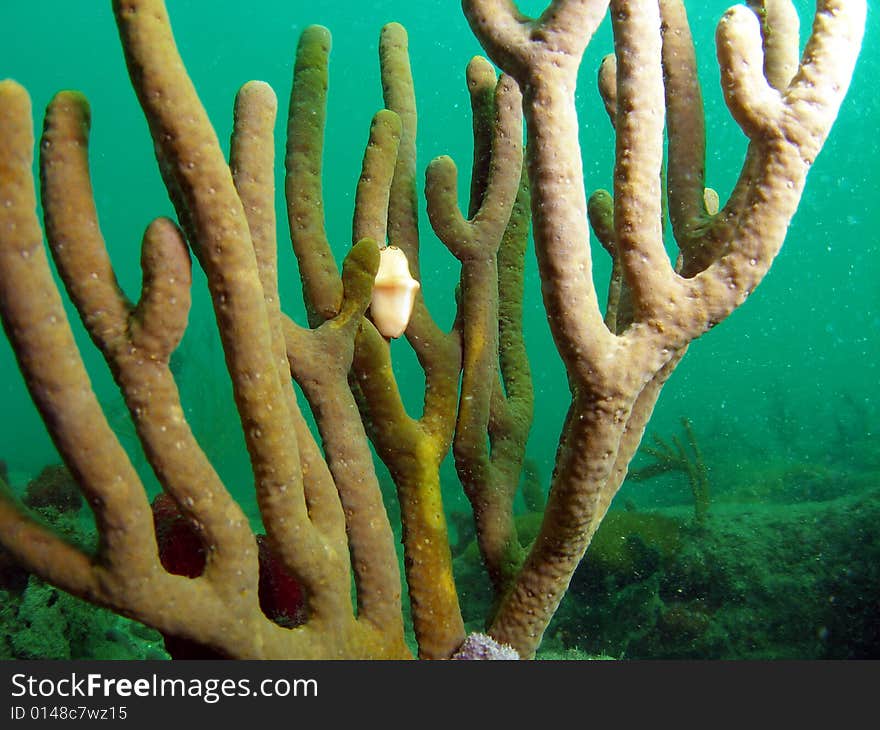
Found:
451,633 -> 519,660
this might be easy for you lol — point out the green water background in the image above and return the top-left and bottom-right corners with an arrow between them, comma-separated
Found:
0,1 -> 877,585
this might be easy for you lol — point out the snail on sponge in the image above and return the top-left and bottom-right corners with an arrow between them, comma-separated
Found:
370,245 -> 420,339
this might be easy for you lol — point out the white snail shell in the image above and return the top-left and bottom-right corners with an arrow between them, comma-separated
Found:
370,246 -> 420,339
703,187 -> 720,215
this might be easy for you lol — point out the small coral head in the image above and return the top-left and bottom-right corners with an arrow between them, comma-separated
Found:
370,245 -> 420,339
451,632 -> 519,660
